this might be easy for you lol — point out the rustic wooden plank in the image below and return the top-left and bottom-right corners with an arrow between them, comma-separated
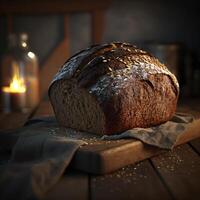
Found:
0,103 -> 37,154
91,10 -> 105,44
0,112 -> 31,154
90,160 -> 172,200
175,118 -> 200,145
71,118 -> 200,174
0,113 -> 29,131
190,138 -> 200,154
72,139 -> 161,174
0,0 -> 111,14
0,101 -> 52,152
44,170 -> 89,200
150,144 -> 200,200
39,39 -> 69,99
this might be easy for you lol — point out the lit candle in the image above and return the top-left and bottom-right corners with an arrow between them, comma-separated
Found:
2,67 -> 26,113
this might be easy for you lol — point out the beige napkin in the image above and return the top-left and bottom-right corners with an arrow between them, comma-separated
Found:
0,128 -> 85,200
25,113 -> 193,150
102,113 -> 194,149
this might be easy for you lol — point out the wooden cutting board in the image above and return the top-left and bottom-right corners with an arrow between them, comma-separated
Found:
0,109 -> 200,175
70,118 -> 200,174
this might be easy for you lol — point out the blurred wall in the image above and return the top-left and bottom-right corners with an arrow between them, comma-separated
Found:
0,0 -> 199,63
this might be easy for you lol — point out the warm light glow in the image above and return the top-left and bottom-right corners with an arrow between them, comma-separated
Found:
22,42 -> 27,47
2,64 -> 26,93
28,51 -> 35,59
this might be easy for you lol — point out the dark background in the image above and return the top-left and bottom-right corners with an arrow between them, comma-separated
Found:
0,0 -> 200,97
0,0 -> 200,61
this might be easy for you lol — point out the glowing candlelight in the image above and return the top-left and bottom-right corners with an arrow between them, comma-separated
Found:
2,64 -> 26,93
2,64 -> 26,112
1,33 -> 39,113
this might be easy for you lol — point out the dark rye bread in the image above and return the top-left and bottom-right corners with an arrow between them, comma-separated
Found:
49,42 -> 179,135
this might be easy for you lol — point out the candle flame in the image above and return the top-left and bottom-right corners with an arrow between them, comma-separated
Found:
2,64 -> 26,93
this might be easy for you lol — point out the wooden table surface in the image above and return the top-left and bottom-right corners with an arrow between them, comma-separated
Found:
0,100 -> 200,200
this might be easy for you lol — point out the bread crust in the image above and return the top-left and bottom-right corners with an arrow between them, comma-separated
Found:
49,42 -> 179,135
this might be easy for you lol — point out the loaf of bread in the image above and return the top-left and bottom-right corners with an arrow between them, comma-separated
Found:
49,42 -> 179,135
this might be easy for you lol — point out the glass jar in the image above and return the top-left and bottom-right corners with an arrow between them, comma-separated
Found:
1,33 -> 39,113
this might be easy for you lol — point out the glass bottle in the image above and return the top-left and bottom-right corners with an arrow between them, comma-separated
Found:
1,33 -> 39,113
